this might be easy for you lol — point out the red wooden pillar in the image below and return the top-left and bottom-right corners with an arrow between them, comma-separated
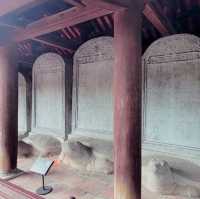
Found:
0,46 -> 18,178
113,1 -> 143,199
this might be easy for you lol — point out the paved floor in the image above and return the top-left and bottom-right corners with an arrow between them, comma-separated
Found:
10,157 -> 113,199
9,153 -> 200,199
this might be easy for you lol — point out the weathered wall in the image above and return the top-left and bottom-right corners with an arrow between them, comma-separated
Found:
18,73 -> 27,135
32,53 -> 67,139
142,34 -> 200,159
72,37 -> 114,139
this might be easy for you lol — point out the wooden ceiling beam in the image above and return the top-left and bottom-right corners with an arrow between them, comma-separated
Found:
32,38 -> 74,54
63,0 -> 86,8
82,0 -> 126,11
0,23 -> 73,53
12,5 -> 113,43
143,3 -> 175,36
0,21 -> 73,53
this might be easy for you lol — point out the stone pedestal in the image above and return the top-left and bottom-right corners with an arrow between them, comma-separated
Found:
113,1 -> 143,199
0,46 -> 21,179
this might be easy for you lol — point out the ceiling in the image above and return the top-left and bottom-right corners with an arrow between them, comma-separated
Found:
0,0 -> 199,71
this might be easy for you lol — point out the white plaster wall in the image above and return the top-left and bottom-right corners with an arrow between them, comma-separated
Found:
142,34 -> 200,160
18,73 -> 27,135
32,53 -> 66,138
72,37 -> 114,139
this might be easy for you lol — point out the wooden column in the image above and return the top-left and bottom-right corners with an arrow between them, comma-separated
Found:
113,1 -> 143,199
0,46 -> 18,175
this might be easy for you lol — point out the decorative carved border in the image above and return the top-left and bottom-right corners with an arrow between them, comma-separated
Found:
146,51 -> 200,64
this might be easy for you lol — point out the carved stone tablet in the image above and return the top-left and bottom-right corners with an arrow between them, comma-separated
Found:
142,34 -> 200,158
18,73 -> 27,135
32,53 -> 65,138
72,36 -> 114,139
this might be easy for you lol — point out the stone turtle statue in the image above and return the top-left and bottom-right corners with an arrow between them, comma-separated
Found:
142,158 -> 200,198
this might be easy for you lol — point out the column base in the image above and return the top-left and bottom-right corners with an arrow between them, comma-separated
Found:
0,168 -> 24,180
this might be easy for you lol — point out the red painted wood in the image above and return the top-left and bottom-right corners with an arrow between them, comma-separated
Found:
113,1 -> 142,199
104,15 -> 112,29
82,0 -> 125,11
13,6 -> 113,42
72,27 -> 81,36
67,27 -> 77,38
32,38 -> 73,53
97,17 -> 106,31
0,46 -> 18,173
143,3 -> 170,35
62,29 -> 72,39
0,179 -> 44,199
63,0 -> 86,7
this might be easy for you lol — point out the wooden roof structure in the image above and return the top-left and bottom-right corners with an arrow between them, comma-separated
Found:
0,0 -> 199,69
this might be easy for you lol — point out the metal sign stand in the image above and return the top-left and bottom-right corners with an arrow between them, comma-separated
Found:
36,175 -> 53,195
30,157 -> 54,196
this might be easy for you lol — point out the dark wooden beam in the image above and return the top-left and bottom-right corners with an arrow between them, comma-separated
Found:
32,38 -> 74,53
12,5 -> 114,42
62,29 -> 72,39
72,27 -> 81,36
143,3 -> 175,36
97,17 -> 106,31
82,0 -> 126,11
104,15 -> 112,29
67,27 -> 77,38
0,22 -> 73,53
63,0 -> 86,8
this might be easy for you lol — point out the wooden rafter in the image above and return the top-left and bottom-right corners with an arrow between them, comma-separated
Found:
104,15 -> 112,29
0,21 -> 73,53
67,27 -> 77,38
62,29 -> 72,39
82,0 -> 126,11
32,38 -> 74,53
12,5 -> 114,42
73,27 -> 81,36
63,0 -> 86,8
97,17 -> 106,31
0,0 -> 126,46
143,3 -> 175,36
